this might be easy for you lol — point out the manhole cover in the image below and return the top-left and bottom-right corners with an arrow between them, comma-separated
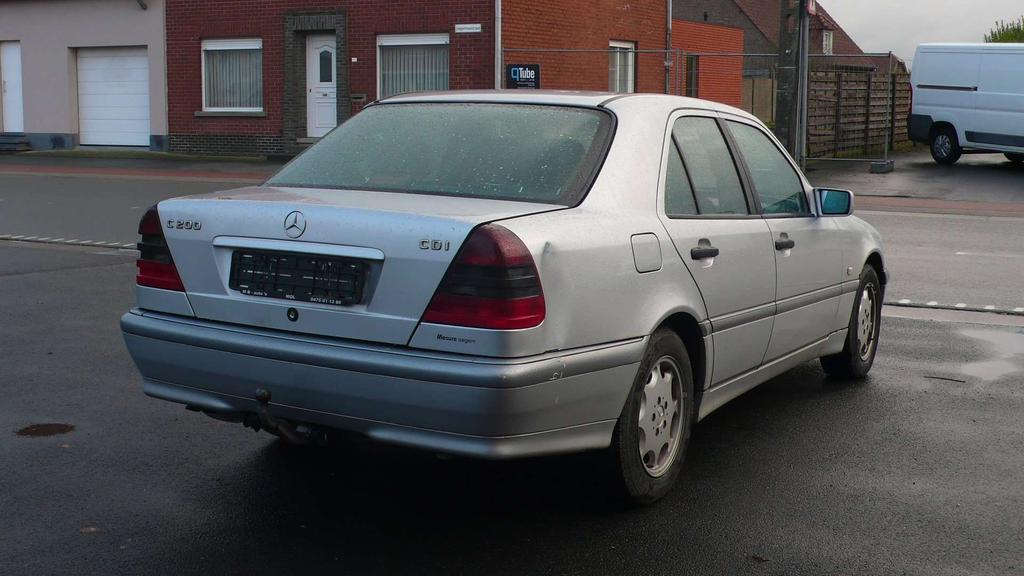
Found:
16,423 -> 75,437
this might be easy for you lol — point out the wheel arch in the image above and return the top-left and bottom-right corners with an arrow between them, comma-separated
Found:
865,251 -> 887,289
929,120 -> 957,141
656,311 -> 709,414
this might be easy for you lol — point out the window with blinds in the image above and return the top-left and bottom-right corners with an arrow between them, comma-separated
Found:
377,34 -> 450,99
202,39 -> 263,111
609,41 -> 635,93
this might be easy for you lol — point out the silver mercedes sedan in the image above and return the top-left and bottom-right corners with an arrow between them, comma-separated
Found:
122,91 -> 886,503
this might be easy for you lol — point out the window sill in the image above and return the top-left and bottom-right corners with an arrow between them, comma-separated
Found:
194,111 -> 266,118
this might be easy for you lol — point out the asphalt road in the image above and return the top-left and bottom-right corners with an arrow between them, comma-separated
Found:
859,211 -> 1024,311
809,148 -> 1024,204
2,161 -> 1021,312
2,241 -> 1023,576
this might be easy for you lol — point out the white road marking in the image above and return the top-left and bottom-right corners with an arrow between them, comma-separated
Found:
12,235 -> 24,239
926,301 -> 939,306
122,243 -> 135,248
898,299 -> 912,304
23,236 -> 38,240
954,250 -> 1024,259
1015,308 -> 1024,313
955,303 -> 967,308
983,305 -> 996,310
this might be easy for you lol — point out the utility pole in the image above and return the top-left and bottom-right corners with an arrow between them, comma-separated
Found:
775,0 -> 812,165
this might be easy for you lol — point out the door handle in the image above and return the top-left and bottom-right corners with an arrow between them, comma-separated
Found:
690,245 -> 720,260
775,235 -> 795,251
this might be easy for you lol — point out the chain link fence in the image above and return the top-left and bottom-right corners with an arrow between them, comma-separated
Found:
502,48 -> 911,164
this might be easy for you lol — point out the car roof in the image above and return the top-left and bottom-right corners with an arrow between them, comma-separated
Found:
917,43 -> 1024,53
378,90 -> 757,120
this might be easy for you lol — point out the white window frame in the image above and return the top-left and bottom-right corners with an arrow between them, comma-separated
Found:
822,31 -> 834,55
201,38 -> 263,112
609,40 -> 636,93
376,33 -> 450,99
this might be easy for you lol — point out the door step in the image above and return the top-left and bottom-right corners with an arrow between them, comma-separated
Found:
0,133 -> 31,152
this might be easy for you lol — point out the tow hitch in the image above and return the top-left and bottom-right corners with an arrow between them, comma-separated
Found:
246,388 -> 322,445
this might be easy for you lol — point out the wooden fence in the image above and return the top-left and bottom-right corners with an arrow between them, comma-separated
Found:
806,71 -> 911,158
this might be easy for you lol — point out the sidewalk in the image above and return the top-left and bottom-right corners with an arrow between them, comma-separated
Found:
0,153 -> 281,184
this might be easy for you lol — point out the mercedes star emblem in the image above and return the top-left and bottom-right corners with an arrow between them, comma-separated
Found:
283,211 -> 307,238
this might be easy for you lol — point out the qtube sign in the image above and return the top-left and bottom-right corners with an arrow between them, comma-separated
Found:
505,64 -> 541,89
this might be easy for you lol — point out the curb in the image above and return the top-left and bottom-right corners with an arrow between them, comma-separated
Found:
885,300 -> 1024,317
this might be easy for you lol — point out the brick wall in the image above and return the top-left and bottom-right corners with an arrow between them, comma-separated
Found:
672,0 -> 773,54
673,20 -> 744,107
166,0 -> 494,155
502,0 -> 668,93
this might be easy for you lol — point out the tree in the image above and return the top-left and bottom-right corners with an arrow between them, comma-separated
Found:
985,17 -> 1024,42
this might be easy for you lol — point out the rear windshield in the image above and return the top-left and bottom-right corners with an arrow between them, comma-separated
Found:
267,103 -> 614,205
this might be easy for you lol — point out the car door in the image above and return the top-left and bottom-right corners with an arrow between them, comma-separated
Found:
722,117 -> 842,361
658,113 -> 777,385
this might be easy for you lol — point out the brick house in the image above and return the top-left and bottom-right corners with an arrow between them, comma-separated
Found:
165,0 -> 679,156
672,0 -> 865,57
672,20 -> 744,107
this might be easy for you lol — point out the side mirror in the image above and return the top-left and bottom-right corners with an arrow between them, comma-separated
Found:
815,188 -> 854,216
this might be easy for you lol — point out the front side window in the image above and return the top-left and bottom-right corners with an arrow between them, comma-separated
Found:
202,39 -> 263,111
727,121 -> 809,215
672,117 -> 748,215
378,34 -> 449,99
268,103 -> 614,206
609,41 -> 636,93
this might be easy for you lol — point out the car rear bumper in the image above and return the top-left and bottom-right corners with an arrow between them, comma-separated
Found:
121,309 -> 643,458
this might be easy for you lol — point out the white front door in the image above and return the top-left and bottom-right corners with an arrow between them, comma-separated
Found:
1,41 -> 24,133
306,34 -> 337,138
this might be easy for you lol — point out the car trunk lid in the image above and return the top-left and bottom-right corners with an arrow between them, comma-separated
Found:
156,185 -> 563,345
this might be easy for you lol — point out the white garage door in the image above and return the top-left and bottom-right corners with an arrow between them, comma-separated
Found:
77,47 -> 150,146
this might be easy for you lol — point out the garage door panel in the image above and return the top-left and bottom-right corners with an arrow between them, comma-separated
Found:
79,118 -> 149,133
80,131 -> 151,146
80,93 -> 149,109
78,81 -> 149,97
78,68 -> 149,83
77,106 -> 148,121
77,47 -> 150,146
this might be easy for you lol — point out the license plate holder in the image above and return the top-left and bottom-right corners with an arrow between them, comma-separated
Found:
229,250 -> 366,306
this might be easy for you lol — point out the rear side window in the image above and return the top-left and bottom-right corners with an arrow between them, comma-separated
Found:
664,142 -> 698,216
727,121 -> 809,215
672,117 -> 749,215
268,103 -> 614,206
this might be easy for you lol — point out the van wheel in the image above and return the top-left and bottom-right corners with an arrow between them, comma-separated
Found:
1006,153 -> 1024,165
821,266 -> 882,379
930,126 -> 961,165
610,328 -> 694,504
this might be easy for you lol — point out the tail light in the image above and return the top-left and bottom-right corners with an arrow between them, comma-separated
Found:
422,224 -> 545,330
136,206 -> 185,291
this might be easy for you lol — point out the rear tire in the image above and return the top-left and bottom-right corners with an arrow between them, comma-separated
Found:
610,328 -> 694,504
821,266 -> 882,379
930,126 -> 961,165
1006,153 -> 1024,165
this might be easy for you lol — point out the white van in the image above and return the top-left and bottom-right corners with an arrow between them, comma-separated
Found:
909,43 -> 1024,165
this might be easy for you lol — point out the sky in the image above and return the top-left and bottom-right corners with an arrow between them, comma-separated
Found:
822,0 -> 1023,65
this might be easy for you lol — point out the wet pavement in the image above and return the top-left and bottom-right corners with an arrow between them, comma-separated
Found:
2,242 -> 1023,576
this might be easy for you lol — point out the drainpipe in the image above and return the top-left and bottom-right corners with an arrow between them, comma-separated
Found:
665,0 -> 672,94
494,0 -> 503,89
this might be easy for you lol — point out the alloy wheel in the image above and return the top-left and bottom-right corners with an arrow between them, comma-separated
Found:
637,356 -> 685,477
